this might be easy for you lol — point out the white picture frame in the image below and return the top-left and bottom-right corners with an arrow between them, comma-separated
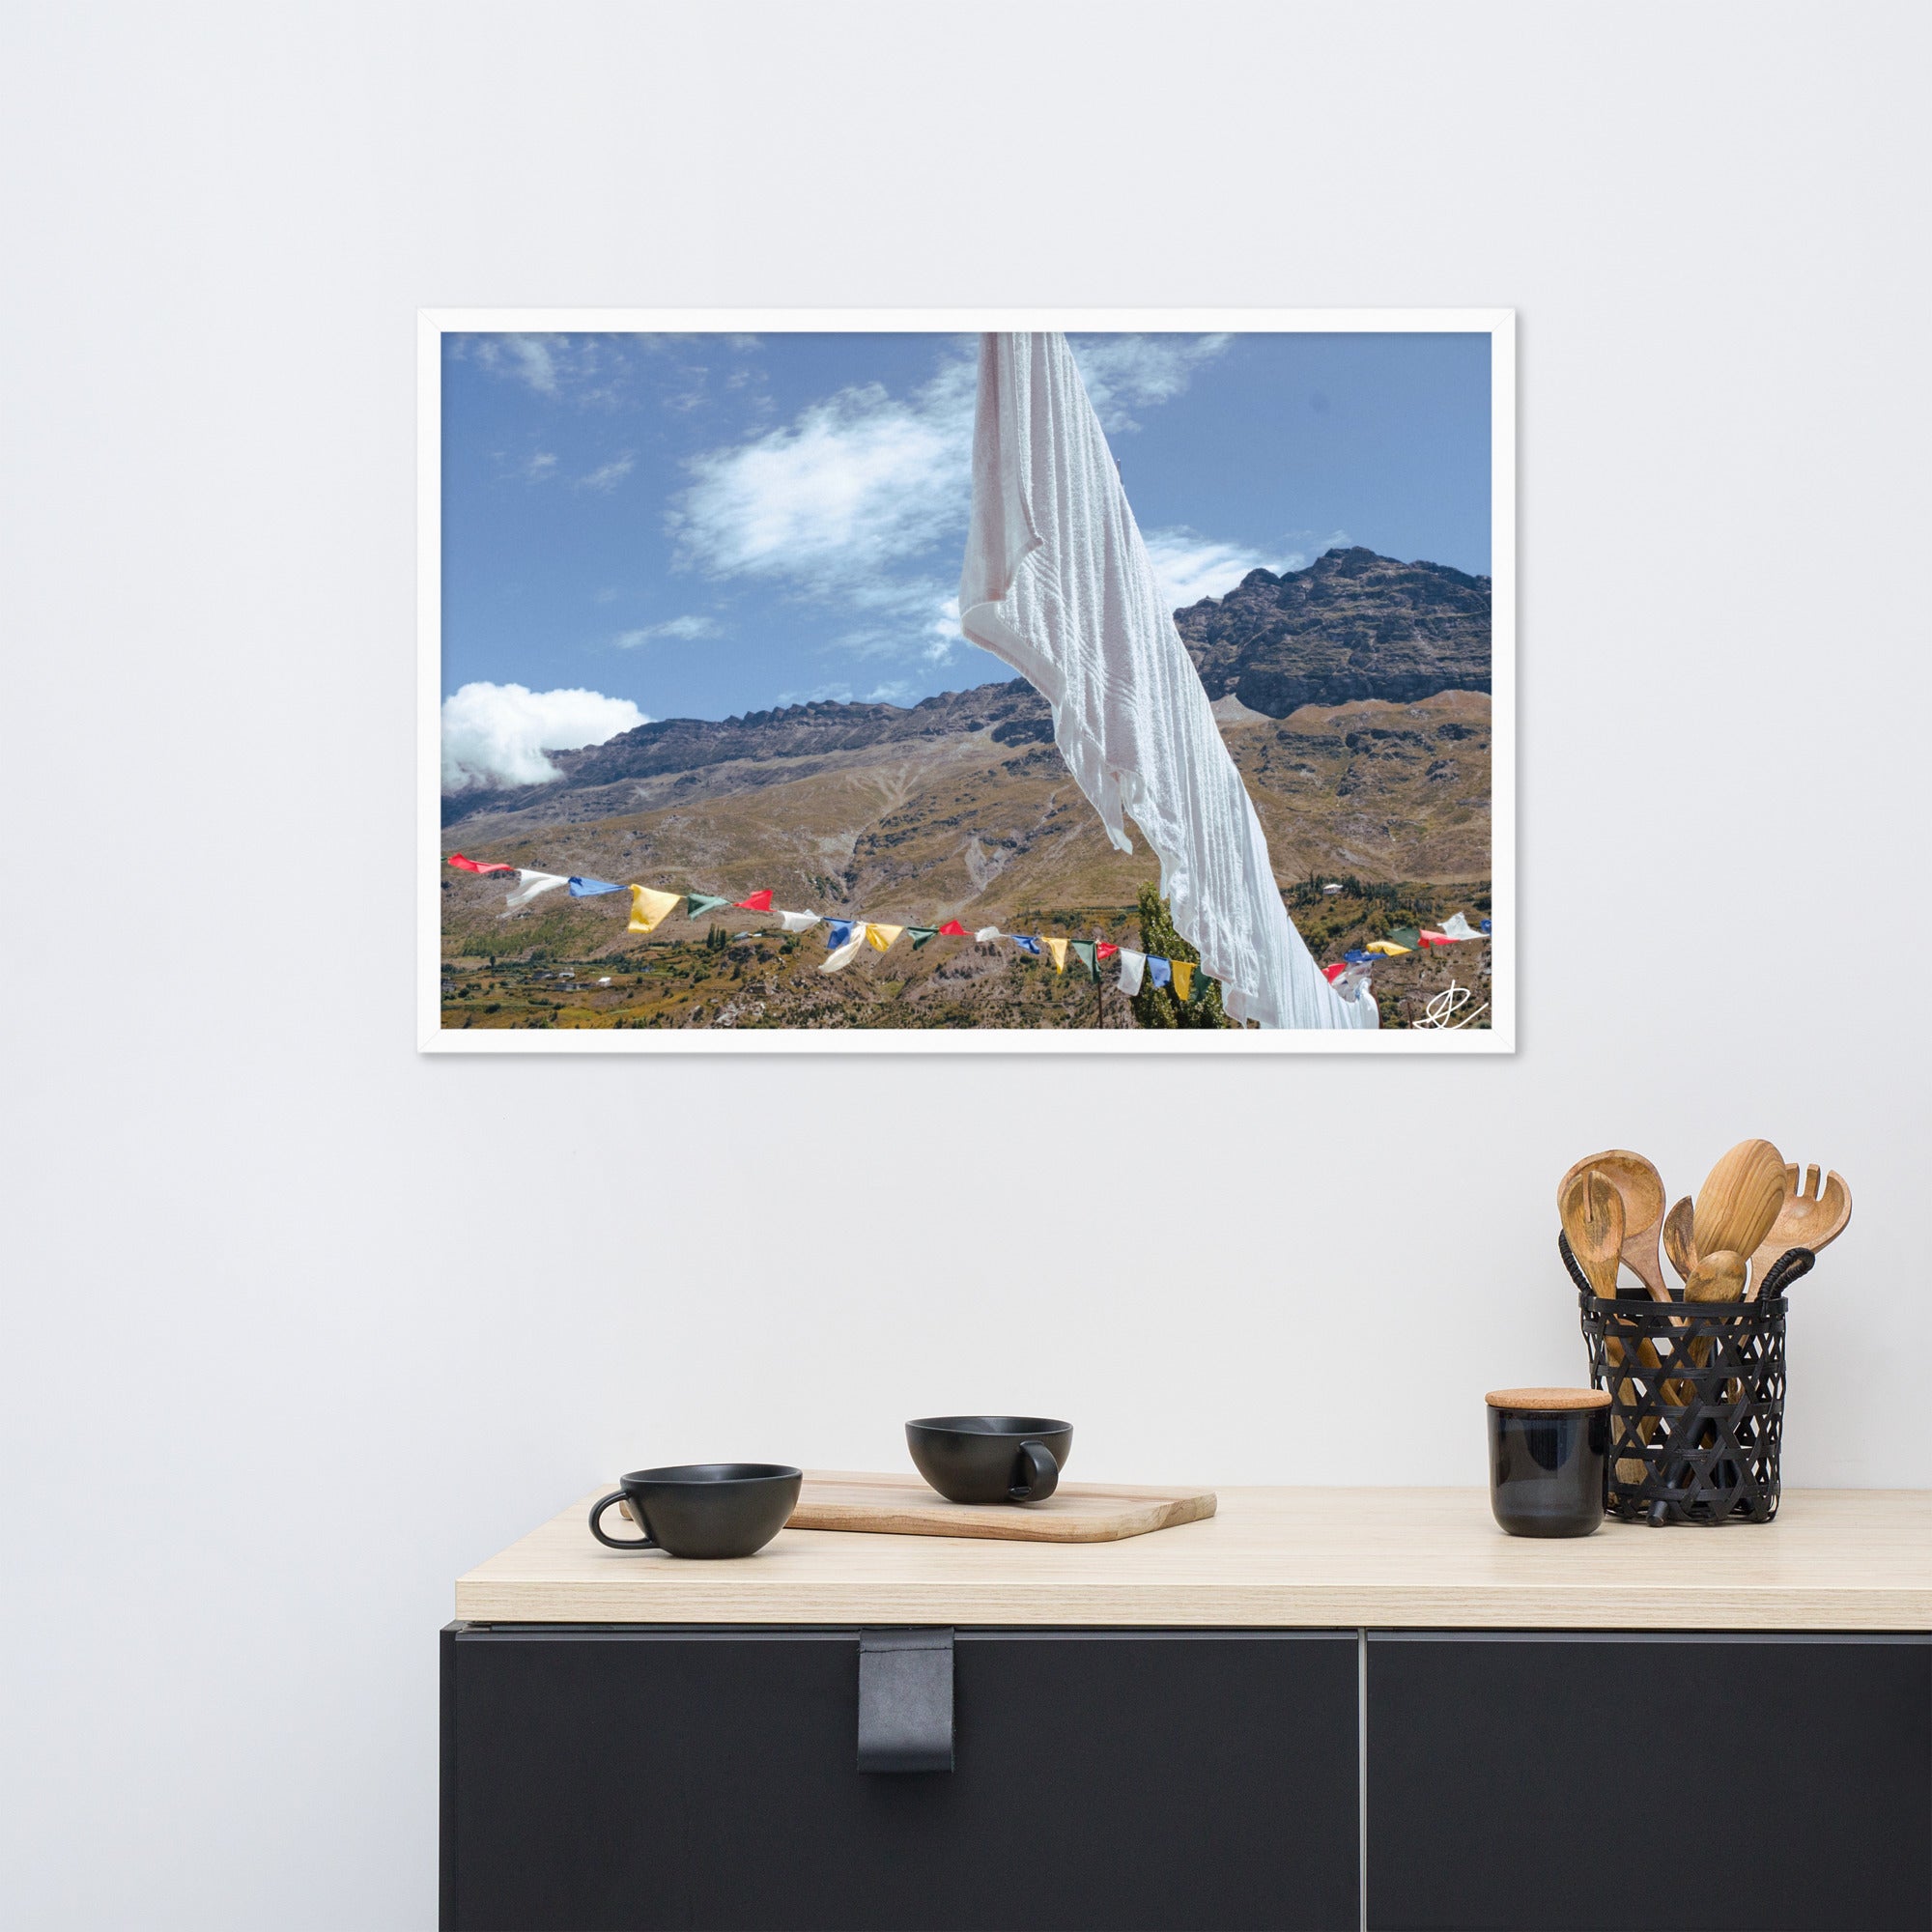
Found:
419,308 -> 1515,1054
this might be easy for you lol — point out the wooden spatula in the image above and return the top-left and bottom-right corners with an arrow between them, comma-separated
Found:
1560,1169 -> 1648,1482
1560,1168 -> 1624,1296
1662,1197 -> 1698,1285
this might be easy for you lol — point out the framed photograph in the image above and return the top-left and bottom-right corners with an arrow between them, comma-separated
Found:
420,308 -> 1513,1053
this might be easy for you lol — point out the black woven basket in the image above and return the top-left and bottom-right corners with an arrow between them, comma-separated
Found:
1562,1233 -> 1813,1525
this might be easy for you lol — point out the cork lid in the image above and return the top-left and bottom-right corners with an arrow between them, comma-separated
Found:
1485,1386 -> 1611,1411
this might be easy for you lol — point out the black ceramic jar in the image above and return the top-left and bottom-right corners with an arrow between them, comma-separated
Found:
1485,1388 -> 1609,1538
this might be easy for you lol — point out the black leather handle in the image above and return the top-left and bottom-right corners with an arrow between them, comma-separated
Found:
587,1491 -> 656,1550
1009,1439 -> 1060,1502
1757,1246 -> 1815,1300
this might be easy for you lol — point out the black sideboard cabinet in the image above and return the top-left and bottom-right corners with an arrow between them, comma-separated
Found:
441,1623 -> 1929,1932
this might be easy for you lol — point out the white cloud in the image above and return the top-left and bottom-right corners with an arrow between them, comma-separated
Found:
668,357 -> 977,590
577,454 -> 635,492
1144,527 -> 1310,610
440,682 -> 645,792
614,614 -> 718,647
524,451 -> 558,482
1070,334 -> 1232,432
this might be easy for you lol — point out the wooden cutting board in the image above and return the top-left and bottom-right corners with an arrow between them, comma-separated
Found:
785,1470 -> 1217,1544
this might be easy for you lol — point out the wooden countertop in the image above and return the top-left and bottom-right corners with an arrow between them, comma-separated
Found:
455,1482 -> 1932,1632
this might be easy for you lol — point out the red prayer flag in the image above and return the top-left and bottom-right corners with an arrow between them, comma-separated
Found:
936,920 -> 969,936
1322,960 -> 1348,982
1420,930 -> 1450,948
1096,943 -> 1119,958
447,852 -> 513,875
733,890 -> 774,912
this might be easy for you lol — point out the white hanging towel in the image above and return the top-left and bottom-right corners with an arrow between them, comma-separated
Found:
959,332 -> 1375,1032
1116,947 -> 1147,997
504,869 -> 569,909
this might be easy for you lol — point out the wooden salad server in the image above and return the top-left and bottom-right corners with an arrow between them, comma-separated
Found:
1560,1169 -> 1649,1482
1558,1150 -> 1669,1301
1747,1166 -> 1852,1298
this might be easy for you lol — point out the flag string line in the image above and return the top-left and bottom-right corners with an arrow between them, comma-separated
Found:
443,856 -> 1492,991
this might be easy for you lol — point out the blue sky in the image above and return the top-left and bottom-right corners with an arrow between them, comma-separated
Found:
440,329 -> 1490,790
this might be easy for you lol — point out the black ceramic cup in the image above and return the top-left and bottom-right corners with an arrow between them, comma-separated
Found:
587,1463 -> 802,1558
1486,1389 -> 1608,1538
905,1416 -> 1072,1505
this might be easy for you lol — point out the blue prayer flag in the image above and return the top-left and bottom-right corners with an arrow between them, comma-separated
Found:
1012,935 -> 1041,955
1480,918 -> 1492,934
825,920 -> 860,950
1343,949 -> 1374,964
569,876 -> 622,896
1148,956 -> 1172,988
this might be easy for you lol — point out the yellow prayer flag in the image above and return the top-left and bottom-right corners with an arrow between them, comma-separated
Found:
1171,959 -> 1196,1002
628,886 -> 682,934
1042,936 -> 1068,973
867,923 -> 904,953
1365,939 -> 1411,957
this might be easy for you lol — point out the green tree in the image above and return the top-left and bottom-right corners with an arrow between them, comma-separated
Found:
1130,885 -> 1229,1029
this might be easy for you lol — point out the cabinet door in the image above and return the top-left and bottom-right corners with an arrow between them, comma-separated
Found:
442,1625 -> 1360,1932
1366,1632 -> 1931,1931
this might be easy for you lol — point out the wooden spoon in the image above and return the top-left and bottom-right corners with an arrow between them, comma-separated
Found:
1684,1249 -> 1747,1304
1662,1197 -> 1698,1285
1692,1139 -> 1786,1267
1747,1165 -> 1852,1298
1559,1168 -> 1624,1296
1557,1151 -> 1669,1301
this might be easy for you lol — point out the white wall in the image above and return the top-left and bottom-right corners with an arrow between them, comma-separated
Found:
5,3 -> 1926,1925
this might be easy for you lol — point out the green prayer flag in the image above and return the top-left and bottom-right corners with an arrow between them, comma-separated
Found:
907,926 -> 940,949
1188,969 -> 1212,1004
685,894 -> 730,919
1070,939 -> 1097,981
1386,926 -> 1422,951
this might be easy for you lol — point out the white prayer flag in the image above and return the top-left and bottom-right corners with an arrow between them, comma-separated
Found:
959,333 -> 1374,1031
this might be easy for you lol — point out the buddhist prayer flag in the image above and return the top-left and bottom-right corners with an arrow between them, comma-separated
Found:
1171,960 -> 1196,1003
1042,936 -> 1068,973
1323,961 -> 1348,982
820,923 -> 868,972
1386,927 -> 1422,952
1148,956 -> 1172,989
447,853 -> 513,875
937,920 -> 968,936
1343,949 -> 1375,964
867,923 -> 904,953
628,886 -> 682,934
686,894 -> 730,919
1116,948 -> 1146,995
1096,942 -> 1119,959
1012,935 -> 1041,956
733,890 -> 774,912
1439,913 -> 1482,942
975,925 -> 1003,943
1366,939 -> 1411,957
1070,939 -> 1097,980
569,875 -> 622,896
778,909 -> 821,932
907,926 -> 940,949
505,870 -> 568,908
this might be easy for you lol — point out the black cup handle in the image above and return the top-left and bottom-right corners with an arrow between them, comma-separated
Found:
588,1491 -> 657,1550
1009,1440 -> 1060,1503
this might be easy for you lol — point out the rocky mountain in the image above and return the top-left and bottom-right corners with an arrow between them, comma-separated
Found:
1174,546 -> 1490,716
443,679 -> 1052,828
